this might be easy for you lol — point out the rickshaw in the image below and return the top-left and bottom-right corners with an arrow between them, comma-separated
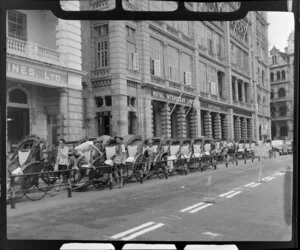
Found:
235,140 -> 246,161
141,137 -> 168,180
190,137 -> 205,172
265,139 -> 276,158
243,139 -> 255,162
7,135 -> 49,201
179,139 -> 193,173
123,135 -> 144,182
202,137 -> 217,170
166,139 -> 188,176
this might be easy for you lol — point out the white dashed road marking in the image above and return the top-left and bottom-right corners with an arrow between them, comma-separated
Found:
219,191 -> 236,197
225,191 -> 242,198
250,183 -> 261,187
244,182 -> 256,187
111,222 -> 155,239
189,204 -> 213,214
180,202 -> 204,212
121,223 -> 164,241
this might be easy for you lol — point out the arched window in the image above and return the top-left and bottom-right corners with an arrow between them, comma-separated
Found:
257,94 -> 261,105
279,106 -> 287,116
263,96 -> 266,113
270,72 -> 274,82
277,71 -> 281,80
270,89 -> 274,100
278,88 -> 286,98
280,126 -> 288,137
282,70 -> 286,80
262,70 -> 265,86
257,68 -> 260,83
9,88 -> 27,104
270,105 -> 276,117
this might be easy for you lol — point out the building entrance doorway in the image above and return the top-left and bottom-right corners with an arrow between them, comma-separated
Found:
97,111 -> 111,136
7,107 -> 30,151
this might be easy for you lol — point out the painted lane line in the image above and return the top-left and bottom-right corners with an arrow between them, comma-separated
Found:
189,204 -> 213,214
244,182 -> 256,187
110,222 -> 155,239
250,183 -> 261,187
265,177 -> 275,181
121,223 -> 164,241
278,172 -> 286,176
180,202 -> 204,212
219,190 -> 236,197
274,172 -> 282,176
225,191 -> 242,198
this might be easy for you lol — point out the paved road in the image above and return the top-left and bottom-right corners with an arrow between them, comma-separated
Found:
7,155 -> 293,241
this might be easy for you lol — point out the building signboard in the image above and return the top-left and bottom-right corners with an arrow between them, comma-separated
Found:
152,90 -> 194,105
7,61 -> 68,86
201,102 -> 228,112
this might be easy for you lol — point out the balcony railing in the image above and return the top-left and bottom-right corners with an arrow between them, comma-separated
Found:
7,37 -> 61,65
92,68 -> 111,78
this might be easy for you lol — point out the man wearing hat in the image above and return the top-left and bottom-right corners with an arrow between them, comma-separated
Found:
112,135 -> 126,188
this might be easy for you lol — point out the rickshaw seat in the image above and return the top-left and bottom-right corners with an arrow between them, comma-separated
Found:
193,144 -> 201,153
163,146 -> 169,153
18,150 -> 30,166
181,145 -> 190,155
204,144 -> 211,152
128,145 -> 137,157
105,146 -> 116,160
170,145 -> 180,156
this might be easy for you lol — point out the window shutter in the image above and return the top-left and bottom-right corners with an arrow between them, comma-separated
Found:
211,82 -> 216,95
184,71 -> 192,86
133,53 -> 139,71
154,60 -> 161,76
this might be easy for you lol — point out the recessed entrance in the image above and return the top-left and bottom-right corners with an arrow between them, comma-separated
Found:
7,107 -> 30,150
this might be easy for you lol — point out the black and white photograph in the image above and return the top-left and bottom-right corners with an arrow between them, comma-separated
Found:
3,0 -> 297,247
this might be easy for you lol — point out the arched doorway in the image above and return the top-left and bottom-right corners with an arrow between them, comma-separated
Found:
271,126 -> 277,139
7,88 -> 30,151
259,125 -> 262,141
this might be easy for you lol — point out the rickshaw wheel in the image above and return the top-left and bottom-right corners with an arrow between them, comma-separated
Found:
154,154 -> 167,179
22,163 -> 49,201
40,164 -> 58,186
92,166 -> 110,190
133,154 -> 145,182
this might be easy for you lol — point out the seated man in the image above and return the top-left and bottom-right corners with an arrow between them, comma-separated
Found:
73,140 -> 102,177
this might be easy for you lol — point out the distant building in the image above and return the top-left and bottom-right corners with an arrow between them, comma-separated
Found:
6,1 -> 85,152
269,31 -> 294,140
80,1 -> 271,141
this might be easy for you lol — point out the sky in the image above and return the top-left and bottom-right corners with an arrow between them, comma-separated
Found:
267,12 -> 294,52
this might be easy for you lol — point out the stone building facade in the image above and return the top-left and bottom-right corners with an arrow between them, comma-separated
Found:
6,1 -> 86,152
269,31 -> 294,140
81,1 -> 271,141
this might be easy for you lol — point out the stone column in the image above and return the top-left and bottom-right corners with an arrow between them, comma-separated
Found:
235,78 -> 239,102
214,113 -> 222,140
234,116 -> 241,141
177,106 -> 186,139
204,111 -> 212,137
241,81 -> 245,103
161,103 -> 171,138
189,110 -> 198,138
58,88 -> 69,140
241,117 -> 248,140
222,114 -> 229,140
228,109 -> 234,140
144,97 -> 153,139
247,118 -> 253,140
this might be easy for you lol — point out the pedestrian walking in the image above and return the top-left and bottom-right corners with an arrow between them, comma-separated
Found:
113,136 -> 126,188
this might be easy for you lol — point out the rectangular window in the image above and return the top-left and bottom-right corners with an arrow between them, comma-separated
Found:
166,46 -> 179,82
181,53 -> 192,84
181,21 -> 190,36
94,24 -> 108,37
150,37 -> 163,76
8,10 -> 27,41
126,26 -> 138,70
207,28 -> 213,56
199,61 -> 207,92
96,40 -> 109,68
